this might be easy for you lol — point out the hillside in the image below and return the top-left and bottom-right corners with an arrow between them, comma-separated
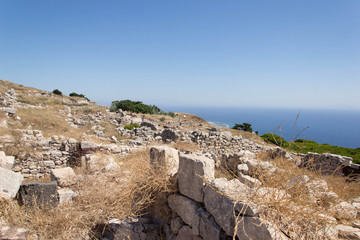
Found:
0,79 -> 359,240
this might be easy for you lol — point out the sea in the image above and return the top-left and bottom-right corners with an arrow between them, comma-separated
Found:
162,106 -> 360,149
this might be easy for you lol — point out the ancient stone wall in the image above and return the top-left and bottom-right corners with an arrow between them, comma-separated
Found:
301,152 -> 360,178
147,146 -> 285,240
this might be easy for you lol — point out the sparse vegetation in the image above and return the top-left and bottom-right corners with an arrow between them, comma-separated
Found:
124,123 -> 141,130
261,133 -> 360,164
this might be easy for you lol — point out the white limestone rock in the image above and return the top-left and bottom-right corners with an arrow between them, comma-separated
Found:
0,151 -> 15,170
204,178 -> 259,236
178,153 -> 215,203
150,146 -> 179,177
50,167 -> 77,187
0,167 -> 23,199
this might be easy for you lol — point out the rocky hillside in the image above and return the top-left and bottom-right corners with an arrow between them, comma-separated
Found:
0,79 -> 359,240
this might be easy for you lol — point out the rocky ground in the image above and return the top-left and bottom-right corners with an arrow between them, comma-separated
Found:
0,79 -> 359,240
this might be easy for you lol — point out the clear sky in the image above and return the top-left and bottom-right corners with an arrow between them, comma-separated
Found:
1,0 -> 359,109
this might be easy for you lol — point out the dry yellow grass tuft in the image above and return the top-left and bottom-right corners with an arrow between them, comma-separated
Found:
1,149 -> 173,240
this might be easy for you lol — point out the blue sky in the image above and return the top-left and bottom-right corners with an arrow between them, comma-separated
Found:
1,0 -> 359,109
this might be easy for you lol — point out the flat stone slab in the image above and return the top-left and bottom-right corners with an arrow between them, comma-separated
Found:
0,167 -> 23,199
50,167 -> 77,187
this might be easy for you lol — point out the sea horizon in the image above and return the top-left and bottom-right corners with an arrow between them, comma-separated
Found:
160,106 -> 360,149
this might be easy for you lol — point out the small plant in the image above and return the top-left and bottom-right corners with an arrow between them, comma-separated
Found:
124,123 -> 140,130
160,116 -> 166,122
52,89 -> 62,95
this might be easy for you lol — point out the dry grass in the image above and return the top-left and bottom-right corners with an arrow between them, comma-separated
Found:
0,149 -> 173,240
16,108 -> 85,139
229,151 -> 360,239
227,128 -> 267,145
171,141 -> 199,152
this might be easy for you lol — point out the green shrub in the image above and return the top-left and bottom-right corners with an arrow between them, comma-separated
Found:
69,92 -> 90,101
52,89 -> 62,95
110,100 -> 176,117
232,123 -> 253,132
261,133 -> 289,147
124,123 -> 141,130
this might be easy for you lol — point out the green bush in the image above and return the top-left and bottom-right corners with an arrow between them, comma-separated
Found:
69,92 -> 90,101
232,123 -> 253,132
52,89 -> 62,95
110,100 -> 176,117
261,133 -> 289,148
124,123 -> 140,130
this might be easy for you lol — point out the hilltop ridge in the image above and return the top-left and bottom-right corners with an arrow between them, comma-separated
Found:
0,79 -> 359,240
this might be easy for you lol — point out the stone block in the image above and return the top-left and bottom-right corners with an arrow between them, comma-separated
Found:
0,167 -> 23,199
161,129 -> 179,142
17,181 -> 58,208
175,226 -> 202,240
80,141 -> 99,153
178,153 -> 215,202
168,194 -> 202,235
199,214 -> 222,240
236,217 -> 273,240
204,178 -> 258,236
150,146 -> 179,176
50,167 -> 77,187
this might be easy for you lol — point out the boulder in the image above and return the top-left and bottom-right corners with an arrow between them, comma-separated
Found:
17,181 -> 58,208
150,146 -> 179,177
168,194 -> 202,235
178,153 -> 215,202
0,167 -> 23,199
161,129 -> 179,142
141,121 -> 157,131
50,167 -> 77,187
